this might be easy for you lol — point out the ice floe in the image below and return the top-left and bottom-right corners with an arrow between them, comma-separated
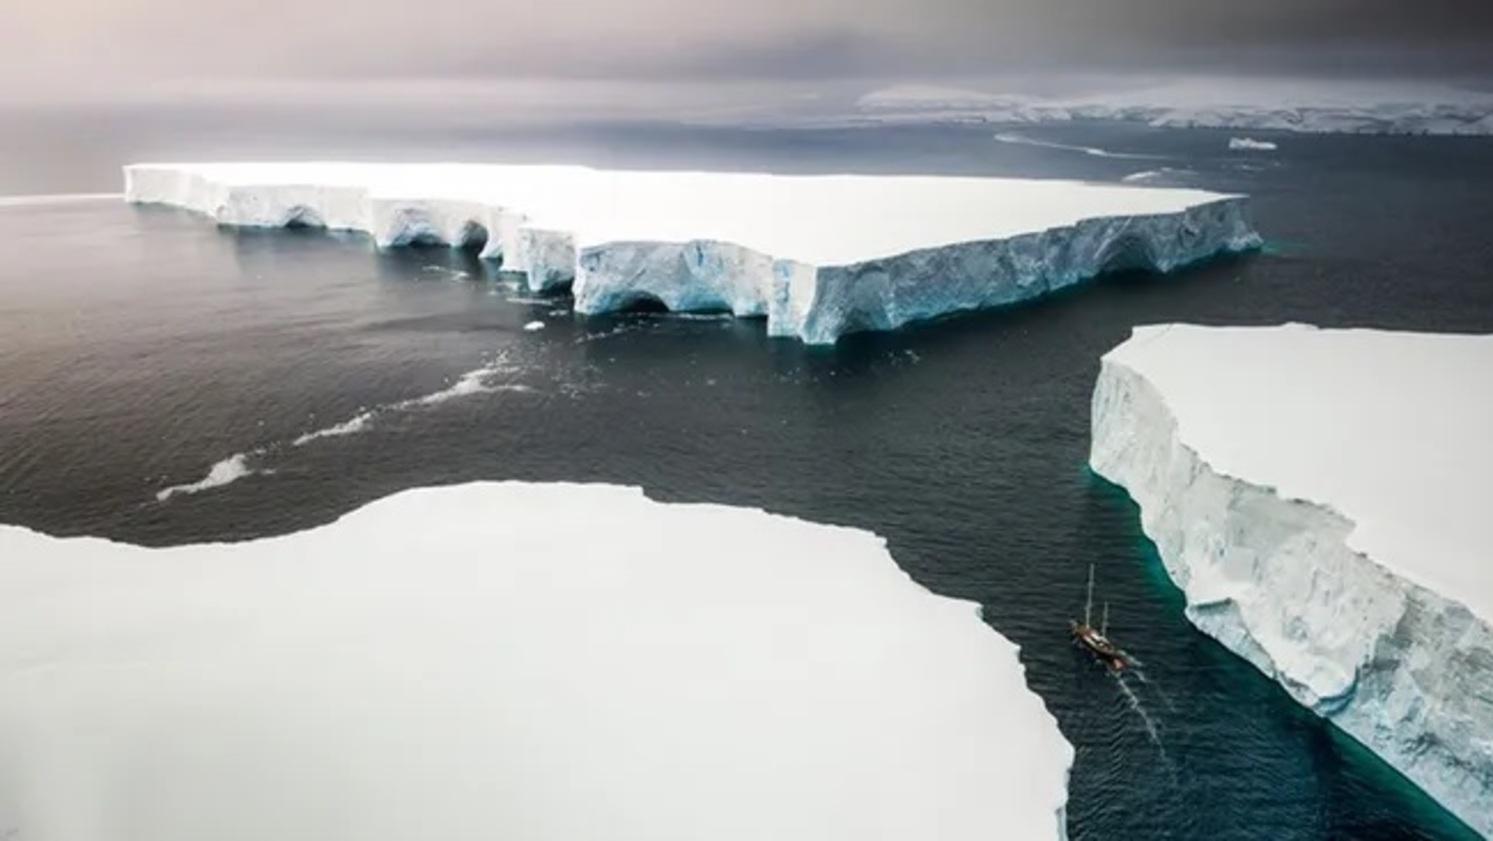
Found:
0,482 -> 1074,840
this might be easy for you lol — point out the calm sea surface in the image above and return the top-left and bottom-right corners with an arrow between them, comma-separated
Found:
2,112 -> 1491,839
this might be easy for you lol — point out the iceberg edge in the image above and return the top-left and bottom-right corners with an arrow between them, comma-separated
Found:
1089,325 -> 1493,838
124,163 -> 1259,345
0,480 -> 1074,840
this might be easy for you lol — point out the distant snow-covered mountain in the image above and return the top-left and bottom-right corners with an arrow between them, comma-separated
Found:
855,77 -> 1493,135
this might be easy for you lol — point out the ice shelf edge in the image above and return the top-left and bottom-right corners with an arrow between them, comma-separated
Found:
123,163 -> 1260,345
1089,349 -> 1492,839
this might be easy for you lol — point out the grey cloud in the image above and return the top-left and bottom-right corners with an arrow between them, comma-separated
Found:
2,0 -> 1491,102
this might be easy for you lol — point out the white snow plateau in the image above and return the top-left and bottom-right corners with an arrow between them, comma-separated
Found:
0,481 -> 1073,841
1090,324 -> 1493,837
125,162 -> 1259,345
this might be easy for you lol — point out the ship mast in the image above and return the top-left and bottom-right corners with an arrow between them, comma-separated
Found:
1101,601 -> 1109,637
1084,564 -> 1095,627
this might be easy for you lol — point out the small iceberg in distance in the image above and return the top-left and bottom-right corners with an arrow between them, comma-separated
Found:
126,162 -> 1260,345
1228,137 -> 1278,151
0,482 -> 1074,840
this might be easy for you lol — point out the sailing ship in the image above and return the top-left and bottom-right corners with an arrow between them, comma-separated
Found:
1070,564 -> 1131,671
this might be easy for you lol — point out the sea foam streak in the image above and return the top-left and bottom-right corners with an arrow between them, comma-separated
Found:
156,452 -> 258,501
993,132 -> 1164,160
291,411 -> 375,446
158,355 -> 526,501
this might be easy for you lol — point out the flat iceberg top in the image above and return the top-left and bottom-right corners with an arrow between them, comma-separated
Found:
130,161 -> 1234,267
0,482 -> 1071,840
1105,324 -> 1493,622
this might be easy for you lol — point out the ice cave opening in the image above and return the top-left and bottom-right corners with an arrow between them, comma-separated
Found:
281,205 -> 327,229
1097,232 -> 1159,275
616,292 -> 677,314
456,220 -> 490,253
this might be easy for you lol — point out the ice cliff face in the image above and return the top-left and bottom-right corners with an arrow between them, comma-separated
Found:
573,199 -> 1257,345
125,162 -> 1258,345
1090,325 -> 1493,838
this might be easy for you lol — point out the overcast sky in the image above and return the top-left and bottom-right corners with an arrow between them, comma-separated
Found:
4,0 -> 1491,102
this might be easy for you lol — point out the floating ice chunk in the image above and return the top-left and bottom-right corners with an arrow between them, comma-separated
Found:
155,451 -> 257,500
523,320 -> 546,331
993,131 -> 1163,160
0,482 -> 1073,840
125,162 -> 1259,345
1090,324 -> 1493,837
1228,137 -> 1278,151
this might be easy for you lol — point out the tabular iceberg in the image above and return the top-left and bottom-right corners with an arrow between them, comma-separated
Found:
0,481 -> 1072,841
1090,324 -> 1493,837
1228,137 -> 1278,151
125,162 -> 1259,345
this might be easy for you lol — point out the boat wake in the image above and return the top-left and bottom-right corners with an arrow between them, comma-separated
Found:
1110,669 -> 1180,788
1112,671 -> 1163,746
1127,665 -> 1177,711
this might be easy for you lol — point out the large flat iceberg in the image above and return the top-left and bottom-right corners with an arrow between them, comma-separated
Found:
1090,324 -> 1493,837
125,162 -> 1259,345
0,481 -> 1073,841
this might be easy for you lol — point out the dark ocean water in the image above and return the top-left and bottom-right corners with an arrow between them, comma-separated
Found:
2,116 -> 1492,839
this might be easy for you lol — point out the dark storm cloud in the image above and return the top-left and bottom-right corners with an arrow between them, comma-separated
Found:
3,0 -> 1491,100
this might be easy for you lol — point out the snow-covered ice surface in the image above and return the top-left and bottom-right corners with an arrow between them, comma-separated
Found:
857,78 -> 1493,135
125,162 -> 1258,345
0,482 -> 1073,841
1090,324 -> 1493,838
